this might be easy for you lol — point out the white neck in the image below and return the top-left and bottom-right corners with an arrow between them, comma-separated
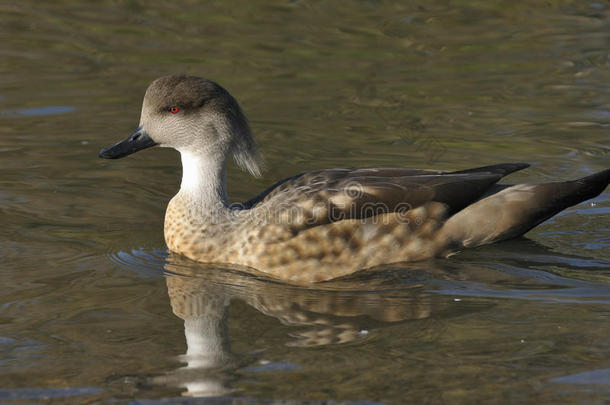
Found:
178,150 -> 229,209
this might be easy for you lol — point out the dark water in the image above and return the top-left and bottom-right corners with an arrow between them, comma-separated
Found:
1,1 -> 609,403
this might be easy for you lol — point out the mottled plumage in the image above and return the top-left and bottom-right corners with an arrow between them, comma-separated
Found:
99,74 -> 610,283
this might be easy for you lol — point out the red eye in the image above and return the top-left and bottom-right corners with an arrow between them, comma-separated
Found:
169,106 -> 179,114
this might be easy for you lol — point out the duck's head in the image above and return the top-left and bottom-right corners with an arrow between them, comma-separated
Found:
99,74 -> 262,177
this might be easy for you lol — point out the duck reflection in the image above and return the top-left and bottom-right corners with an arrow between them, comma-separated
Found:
150,253 -> 471,397
142,237 -> 609,398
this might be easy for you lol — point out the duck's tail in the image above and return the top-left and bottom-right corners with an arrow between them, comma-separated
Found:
438,168 -> 610,254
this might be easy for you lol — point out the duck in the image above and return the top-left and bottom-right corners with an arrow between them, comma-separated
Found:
99,74 -> 610,283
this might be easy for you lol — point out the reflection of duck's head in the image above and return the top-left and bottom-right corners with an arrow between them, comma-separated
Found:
98,74 -> 262,177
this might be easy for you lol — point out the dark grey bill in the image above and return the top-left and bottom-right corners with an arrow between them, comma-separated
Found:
98,126 -> 157,159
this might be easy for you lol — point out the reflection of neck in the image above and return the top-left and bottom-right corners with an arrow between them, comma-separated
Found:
178,150 -> 229,209
179,305 -> 232,397
162,273 -> 235,397
183,314 -> 231,368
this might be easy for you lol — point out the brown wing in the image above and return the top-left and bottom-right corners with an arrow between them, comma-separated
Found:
440,167 -> 610,251
241,163 -> 529,228
238,167 -> 444,209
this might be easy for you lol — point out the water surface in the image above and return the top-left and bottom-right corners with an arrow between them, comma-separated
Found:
1,1 -> 609,403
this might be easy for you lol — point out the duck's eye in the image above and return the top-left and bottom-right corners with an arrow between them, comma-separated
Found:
169,106 -> 179,114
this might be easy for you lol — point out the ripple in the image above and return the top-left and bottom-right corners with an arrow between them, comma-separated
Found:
552,368 -> 610,388
131,397 -> 384,405
243,361 -> 301,373
0,387 -> 102,400
107,248 -> 167,278
429,267 -> 610,304
0,106 -> 76,117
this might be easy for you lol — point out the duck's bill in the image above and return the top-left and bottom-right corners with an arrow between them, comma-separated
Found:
98,126 -> 157,159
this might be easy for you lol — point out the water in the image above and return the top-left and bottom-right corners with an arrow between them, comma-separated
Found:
1,1 -> 609,403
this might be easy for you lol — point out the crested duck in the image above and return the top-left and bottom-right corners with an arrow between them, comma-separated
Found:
99,75 -> 610,283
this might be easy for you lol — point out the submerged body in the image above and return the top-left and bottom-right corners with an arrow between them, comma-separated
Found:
100,75 -> 610,283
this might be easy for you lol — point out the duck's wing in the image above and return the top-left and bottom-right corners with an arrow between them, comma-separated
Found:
240,163 -> 530,224
238,167 -> 443,210
440,168 -> 610,251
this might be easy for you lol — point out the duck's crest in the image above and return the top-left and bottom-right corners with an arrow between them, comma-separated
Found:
227,98 -> 263,177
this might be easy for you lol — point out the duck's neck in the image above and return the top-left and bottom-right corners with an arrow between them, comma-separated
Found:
177,150 -> 229,211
